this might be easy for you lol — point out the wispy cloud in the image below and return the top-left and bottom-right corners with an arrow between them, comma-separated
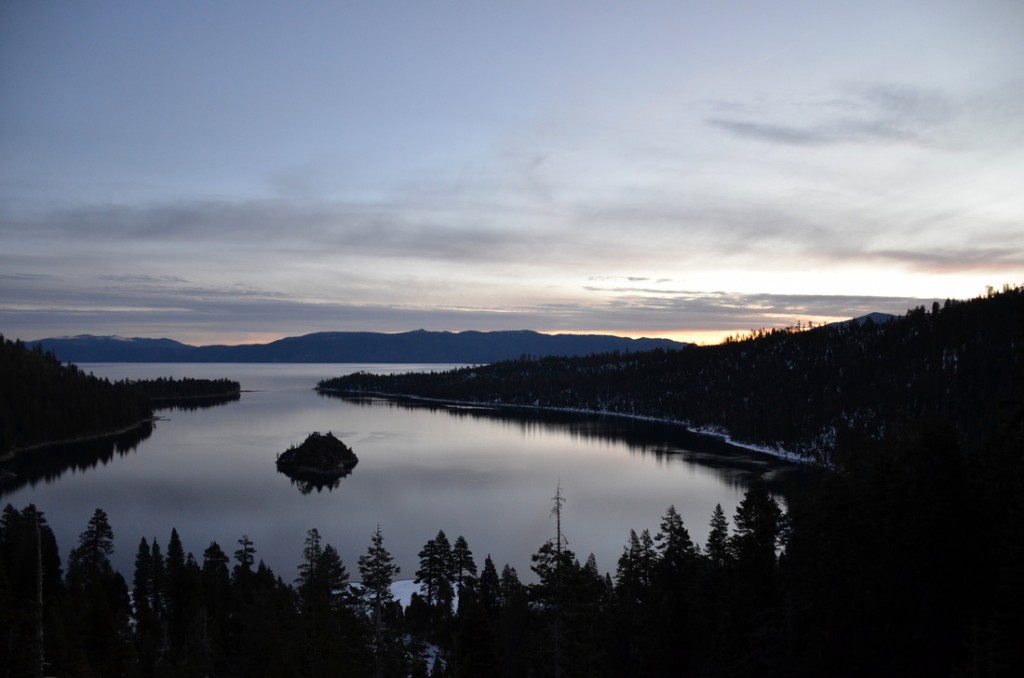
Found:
707,83 -> 961,148
864,247 -> 1024,273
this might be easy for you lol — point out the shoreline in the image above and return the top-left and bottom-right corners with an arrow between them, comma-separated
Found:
149,391 -> 241,402
317,387 -> 811,465
0,416 -> 159,463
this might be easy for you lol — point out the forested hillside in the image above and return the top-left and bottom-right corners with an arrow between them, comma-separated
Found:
321,286 -> 1024,459
0,336 -> 152,456
125,376 -> 241,401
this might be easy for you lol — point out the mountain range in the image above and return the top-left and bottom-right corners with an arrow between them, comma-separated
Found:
28,329 -> 689,363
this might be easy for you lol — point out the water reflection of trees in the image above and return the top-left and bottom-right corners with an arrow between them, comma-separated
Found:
322,394 -> 801,494
0,421 -> 154,496
153,392 -> 241,412
278,466 -> 354,495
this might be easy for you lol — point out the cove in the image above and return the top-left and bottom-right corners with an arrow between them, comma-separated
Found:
3,363 -> 799,583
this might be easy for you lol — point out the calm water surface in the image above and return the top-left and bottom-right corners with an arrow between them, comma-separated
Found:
4,363 -> 796,583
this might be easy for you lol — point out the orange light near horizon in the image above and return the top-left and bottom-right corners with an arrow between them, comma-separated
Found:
577,329 -> 739,346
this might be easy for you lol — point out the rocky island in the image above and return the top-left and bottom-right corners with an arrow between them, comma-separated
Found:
275,431 -> 359,481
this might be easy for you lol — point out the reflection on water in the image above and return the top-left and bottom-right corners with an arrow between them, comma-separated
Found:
326,394 -> 796,495
0,422 -> 154,495
278,468 -> 353,495
1,394 -> 240,496
154,392 -> 241,412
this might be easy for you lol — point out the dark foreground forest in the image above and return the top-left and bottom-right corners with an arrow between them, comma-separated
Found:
4,404 -> 1023,678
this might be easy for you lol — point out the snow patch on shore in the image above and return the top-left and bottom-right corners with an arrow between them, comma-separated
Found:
326,388 -> 815,465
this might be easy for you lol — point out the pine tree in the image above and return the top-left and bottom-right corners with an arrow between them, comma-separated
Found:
615,528 -> 656,600
67,508 -> 115,584
358,524 -> 401,678
132,536 -> 162,671
499,564 -> 523,604
149,538 -> 165,619
705,503 -> 731,568
530,485 -> 575,678
450,535 -> 478,598
359,525 -> 399,612
164,527 -> 194,655
415,530 -> 454,614
296,529 -> 356,676
233,534 -> 255,573
132,537 -> 153,617
297,528 -> 351,613
317,544 -> 350,613
730,476 -> 784,569
201,542 -> 229,586
199,541 -> 230,671
0,504 -> 62,677
654,504 -> 698,577
478,555 -> 501,613
64,508 -> 133,675
497,564 -> 529,678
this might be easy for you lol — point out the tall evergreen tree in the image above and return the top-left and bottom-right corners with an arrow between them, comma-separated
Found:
359,524 -> 399,612
132,536 -> 163,671
199,541 -> 230,674
650,505 -> 701,675
530,485 -> 577,678
66,508 -> 115,585
615,528 -> 656,600
359,524 -> 402,678
705,503 -> 731,567
499,564 -> 522,603
730,476 -> 785,569
497,564 -> 530,678
654,504 -> 698,577
295,528 -> 359,676
450,535 -> 478,598
415,530 -> 454,614
164,527 -> 200,659
64,508 -> 133,676
132,537 -> 153,617
149,538 -> 165,619
0,504 -> 63,677
478,555 -> 501,613
233,534 -> 256,573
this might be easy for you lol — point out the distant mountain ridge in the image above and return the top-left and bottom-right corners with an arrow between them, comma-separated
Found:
29,330 -> 689,363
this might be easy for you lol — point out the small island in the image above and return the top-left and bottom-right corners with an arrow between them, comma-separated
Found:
276,431 -> 359,481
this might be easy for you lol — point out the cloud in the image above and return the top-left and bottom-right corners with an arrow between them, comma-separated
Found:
705,119 -> 832,146
707,83 -> 960,148
100,274 -> 189,285
3,197 -> 563,269
577,285 -> 939,330
865,247 -> 1024,274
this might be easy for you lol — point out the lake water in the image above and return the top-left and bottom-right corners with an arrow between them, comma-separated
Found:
3,363 -> 797,584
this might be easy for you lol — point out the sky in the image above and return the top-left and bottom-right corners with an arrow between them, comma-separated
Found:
2,0 -> 1022,346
